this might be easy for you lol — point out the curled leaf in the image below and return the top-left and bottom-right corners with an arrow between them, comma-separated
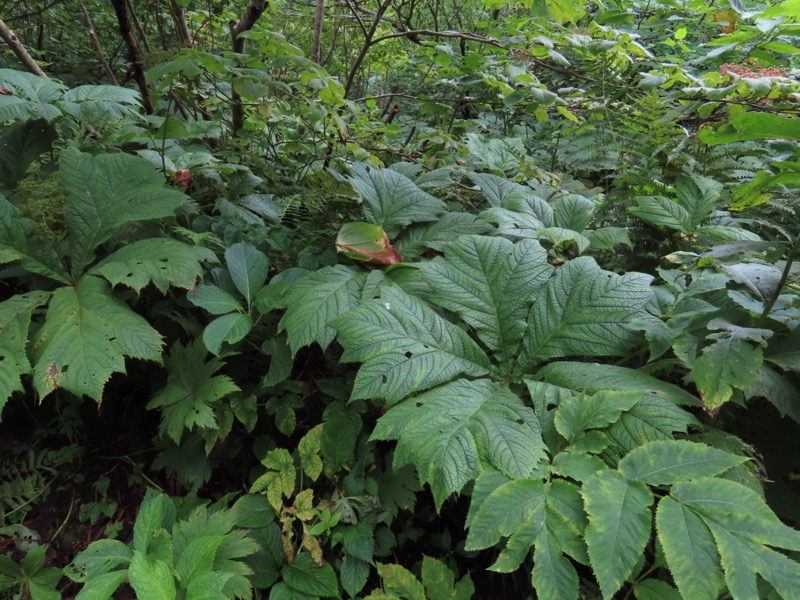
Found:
336,222 -> 403,265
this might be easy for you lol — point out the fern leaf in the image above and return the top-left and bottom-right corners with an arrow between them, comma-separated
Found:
583,470 -> 653,599
93,239 -> 216,294
518,257 -> 652,369
279,265 -> 366,354
60,149 -> 189,277
0,292 -> 49,417
31,276 -> 163,402
371,379 -> 545,508
333,286 -> 491,405
422,236 -> 551,364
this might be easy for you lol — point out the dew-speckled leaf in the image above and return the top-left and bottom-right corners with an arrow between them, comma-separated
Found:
619,440 -> 746,485
422,236 -> 551,362
583,470 -> 653,599
279,265 -> 365,353
372,379 -> 545,508
333,286 -> 491,405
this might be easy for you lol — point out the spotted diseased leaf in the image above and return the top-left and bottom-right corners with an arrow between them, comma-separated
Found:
422,236 -> 551,364
252,449 -> 296,512
371,379 -> 546,509
146,340 -> 240,444
298,424 -> 324,481
279,266 -> 366,354
94,239 -> 216,294
518,257 -> 653,370
336,222 -> 403,265
694,331 -> 764,412
583,471 -> 653,599
346,164 -> 446,236
333,286 -> 491,406
31,277 -> 163,402
377,563 -> 425,600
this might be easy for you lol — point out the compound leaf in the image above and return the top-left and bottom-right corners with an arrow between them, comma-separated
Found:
373,379 -> 546,509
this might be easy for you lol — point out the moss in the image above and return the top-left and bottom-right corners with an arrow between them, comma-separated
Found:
13,172 -> 69,239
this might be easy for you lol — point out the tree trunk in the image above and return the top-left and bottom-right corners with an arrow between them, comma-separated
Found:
169,0 -> 192,45
230,0 -> 269,136
310,0 -> 324,65
110,0 -> 153,113
0,17 -> 46,76
80,0 -> 119,85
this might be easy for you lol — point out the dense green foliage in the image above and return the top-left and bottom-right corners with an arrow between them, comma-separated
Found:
1,0 -> 799,598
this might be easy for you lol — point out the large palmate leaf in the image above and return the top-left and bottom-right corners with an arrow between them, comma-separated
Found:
93,239 -> 216,294
0,197 -> 70,283
30,276 -> 163,402
146,340 -> 240,444
658,478 -> 800,600
345,164 -> 446,236
583,471 -> 653,599
466,477 -> 586,600
518,257 -> 652,370
333,286 -> 492,405
279,265 -> 366,354
422,236 -> 551,364
372,379 -> 545,508
0,291 -> 49,418
60,148 -> 190,277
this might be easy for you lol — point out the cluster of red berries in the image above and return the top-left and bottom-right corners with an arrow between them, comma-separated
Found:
719,64 -> 789,78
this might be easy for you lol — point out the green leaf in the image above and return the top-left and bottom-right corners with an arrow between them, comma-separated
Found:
31,277 -> 162,402
251,448 -> 296,511
74,570 -> 128,600
583,471 -> 653,599
175,535 -> 225,584
282,553 -> 339,597
346,164 -> 446,236
377,563 -> 424,600
269,582 -> 315,600
698,112 -> 800,144
202,313 -> 253,355
694,332 -> 763,411
232,494 -> 275,528
0,291 -> 49,417
518,258 -> 652,369
422,236 -> 551,363
629,196 -> 691,232
537,227 -> 591,254
59,148 -> 189,277
553,195 -> 594,231
333,286 -> 491,406
674,176 -> 722,230
188,284 -> 244,315
94,239 -> 215,294
421,556 -> 473,600
261,336 -> 293,387
372,379 -> 546,508
394,213 -> 492,259
469,172 -> 528,207
0,197 -> 70,283
656,497 -> 723,600
554,390 -> 642,440
341,523 -> 374,564
225,243 -> 268,305
633,579 -> 682,600
0,118 -> 58,186
336,221 -> 403,265
340,555 -> 370,597
133,491 -> 175,554
320,407 -> 361,473
619,440 -> 747,485
185,571 -> 233,600
128,552 -> 176,600
279,266 -> 366,353
146,341 -> 240,444
298,424 -> 324,481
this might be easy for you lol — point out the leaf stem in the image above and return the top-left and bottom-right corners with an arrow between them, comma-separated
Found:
760,232 -> 800,322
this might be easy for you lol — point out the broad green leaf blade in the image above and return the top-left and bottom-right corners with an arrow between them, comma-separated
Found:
282,553 -> 338,597
225,242 -> 268,305
372,379 -> 545,508
619,440 -> 747,485
268,582 -> 315,600
67,539 -> 133,582
346,164 -> 446,236
60,148 -> 189,277
554,390 -> 642,440
185,572 -> 233,600
74,570 -> 128,600
333,286 -> 491,405
469,172 -> 528,207
583,471 -> 653,599
0,118 -> 58,187
656,496 -> 723,600
698,112 -> 800,144
188,284 -> 244,315
629,196 -> 690,232
147,341 -> 240,444
537,227 -> 591,254
674,176 -> 722,229
94,239 -> 216,294
0,291 -> 49,417
202,313 -> 253,355
633,579 -> 682,600
394,212 -> 492,259
377,562 -> 425,600
466,479 -> 547,551
694,333 -> 763,411
31,277 -> 163,402
421,556 -> 455,600
519,258 -> 652,369
175,535 -> 225,582
532,534 -> 580,600
0,197 -> 70,283
422,236 -> 551,362
340,556 -> 369,597
128,552 -> 176,600
553,194 -> 594,231
279,265 -> 366,353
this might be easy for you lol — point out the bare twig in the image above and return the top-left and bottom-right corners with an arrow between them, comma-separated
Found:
0,16 -> 46,76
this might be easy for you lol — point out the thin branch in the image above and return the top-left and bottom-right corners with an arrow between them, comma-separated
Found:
79,0 -> 119,85
0,16 -> 46,76
5,0 -> 67,22
370,28 -> 502,47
